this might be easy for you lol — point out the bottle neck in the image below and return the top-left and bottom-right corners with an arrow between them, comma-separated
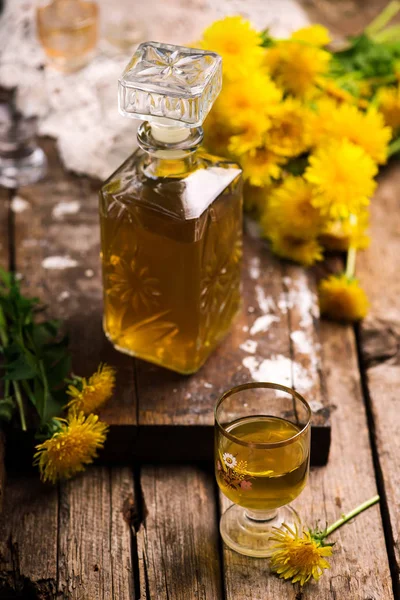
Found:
137,122 -> 203,178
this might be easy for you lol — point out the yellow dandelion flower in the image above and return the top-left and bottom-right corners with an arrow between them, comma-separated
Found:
320,211 -> 370,252
228,111 -> 271,155
67,363 -> 116,414
269,232 -> 323,266
317,79 -> 356,104
240,147 -> 286,187
265,41 -> 330,97
377,86 -> 400,133
291,24 -> 331,47
320,104 -> 391,164
270,523 -> 332,586
319,274 -> 369,321
305,140 -> 377,220
262,177 -> 325,239
266,98 -> 311,157
34,412 -> 108,483
219,73 -> 282,125
306,97 -> 338,147
200,16 -> 264,77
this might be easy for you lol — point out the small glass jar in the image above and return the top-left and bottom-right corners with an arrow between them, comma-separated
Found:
36,0 -> 99,72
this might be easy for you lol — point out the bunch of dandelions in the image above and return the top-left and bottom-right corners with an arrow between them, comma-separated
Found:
34,364 -> 116,484
198,5 -> 400,322
269,495 -> 380,586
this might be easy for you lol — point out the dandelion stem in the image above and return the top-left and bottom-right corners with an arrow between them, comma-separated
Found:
325,495 -> 380,538
365,1 -> 400,37
388,137 -> 400,158
345,246 -> 357,278
13,381 -> 27,432
345,214 -> 357,279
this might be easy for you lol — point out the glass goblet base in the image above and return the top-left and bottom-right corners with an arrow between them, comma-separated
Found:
0,148 -> 47,189
220,503 -> 301,558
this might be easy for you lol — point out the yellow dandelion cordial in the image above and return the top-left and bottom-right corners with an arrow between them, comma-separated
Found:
34,412 -> 109,483
67,363 -> 116,414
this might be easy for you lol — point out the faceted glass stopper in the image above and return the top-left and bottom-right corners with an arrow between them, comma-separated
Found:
118,41 -> 222,127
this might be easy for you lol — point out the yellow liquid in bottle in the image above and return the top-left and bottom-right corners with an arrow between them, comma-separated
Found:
99,152 -> 242,374
216,416 -> 309,510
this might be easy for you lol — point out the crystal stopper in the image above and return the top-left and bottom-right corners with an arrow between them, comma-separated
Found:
118,41 -> 222,127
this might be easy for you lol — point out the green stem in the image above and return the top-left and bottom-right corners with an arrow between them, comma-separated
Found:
0,305 -> 8,347
12,380 -> 27,432
345,247 -> 357,278
38,360 -> 49,425
325,495 -> 380,537
388,137 -> 400,158
365,1 -> 400,37
21,380 -> 36,408
345,215 -> 357,279
372,23 -> 400,43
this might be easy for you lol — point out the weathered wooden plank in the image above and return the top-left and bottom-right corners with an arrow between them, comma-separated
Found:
220,320 -> 392,599
136,226 -> 330,464
0,473 -> 58,598
110,467 -> 136,599
136,465 -> 222,599
0,185 -> 9,512
58,466 -> 135,599
13,139 -> 137,461
358,162 -> 400,588
299,0 -> 389,37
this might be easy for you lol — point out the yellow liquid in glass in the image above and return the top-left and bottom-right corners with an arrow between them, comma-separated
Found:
217,416 -> 309,510
37,0 -> 98,70
99,151 -> 242,374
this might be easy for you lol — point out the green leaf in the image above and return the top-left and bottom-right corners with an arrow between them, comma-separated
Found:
260,28 -> 275,48
0,397 -> 15,423
46,355 -> 71,389
3,354 -> 38,380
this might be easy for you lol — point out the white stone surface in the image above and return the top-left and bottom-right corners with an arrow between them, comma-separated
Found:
0,0 -> 309,179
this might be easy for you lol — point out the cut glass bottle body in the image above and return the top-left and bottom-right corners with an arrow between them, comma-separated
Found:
99,150 -> 242,374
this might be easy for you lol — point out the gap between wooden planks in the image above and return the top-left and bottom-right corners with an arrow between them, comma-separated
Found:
358,162 -> 400,595
0,187 -> 9,513
6,138 -> 329,467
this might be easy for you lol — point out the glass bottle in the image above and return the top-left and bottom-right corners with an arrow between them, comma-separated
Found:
36,0 -> 99,72
0,88 -> 47,188
99,42 -> 243,375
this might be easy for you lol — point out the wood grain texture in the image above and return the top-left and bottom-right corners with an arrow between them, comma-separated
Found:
358,162 -> 400,587
58,466 -> 135,599
299,0 -> 390,37
137,465 -> 222,599
220,320 -> 392,599
111,468 -> 136,599
13,139 -> 137,460
0,186 -> 9,513
0,473 -> 58,598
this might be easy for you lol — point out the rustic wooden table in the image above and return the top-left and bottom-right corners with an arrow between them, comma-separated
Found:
0,1 -> 399,599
